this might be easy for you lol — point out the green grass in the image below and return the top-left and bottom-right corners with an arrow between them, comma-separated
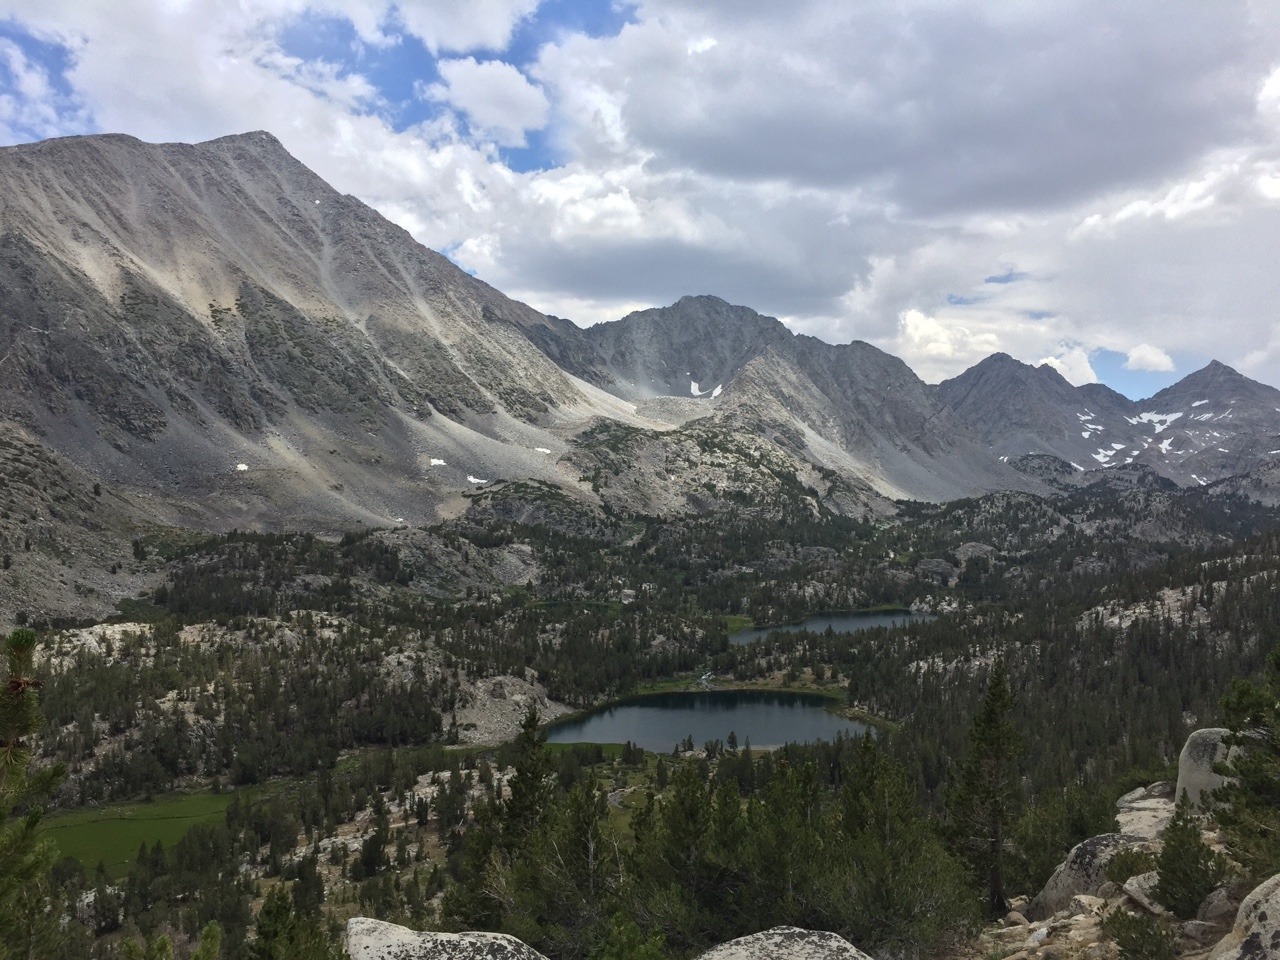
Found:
722,615 -> 754,633
42,792 -> 233,877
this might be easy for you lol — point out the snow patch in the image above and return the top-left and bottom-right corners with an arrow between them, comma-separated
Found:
1070,462 -> 1085,471
1192,399 -> 1209,407
467,476 -> 489,485
1127,411 -> 1183,433
711,384 -> 723,398
429,458 -> 446,466
690,381 -> 721,398
235,463 -> 248,472
534,447 -> 552,454
1158,438 -> 1173,454
1081,431 -> 1091,439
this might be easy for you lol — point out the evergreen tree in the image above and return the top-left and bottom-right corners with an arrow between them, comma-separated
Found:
1152,796 -> 1226,919
1215,646 -> 1280,880
501,708 -> 553,857
948,655 -> 1022,916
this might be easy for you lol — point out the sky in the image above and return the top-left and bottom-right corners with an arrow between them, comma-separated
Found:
2,1 -> 1279,399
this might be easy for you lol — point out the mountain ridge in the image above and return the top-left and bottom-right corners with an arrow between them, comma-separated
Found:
2,129 -> 1278,540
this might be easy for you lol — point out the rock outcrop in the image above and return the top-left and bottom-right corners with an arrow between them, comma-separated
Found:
346,919 -> 547,960
693,927 -> 873,960
1208,873 -> 1280,960
1027,833 -> 1141,920
1116,780 -> 1175,839
1177,728 -> 1233,809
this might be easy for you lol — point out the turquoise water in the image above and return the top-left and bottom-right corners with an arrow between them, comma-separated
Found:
729,610 -> 933,646
545,689 -> 866,752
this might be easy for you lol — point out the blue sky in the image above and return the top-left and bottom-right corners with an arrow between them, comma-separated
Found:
1,0 -> 1278,396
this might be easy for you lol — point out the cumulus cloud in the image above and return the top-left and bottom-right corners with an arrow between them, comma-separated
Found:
396,0 -> 540,55
428,57 -> 548,146
1039,348 -> 1098,386
1124,344 -> 1176,372
0,37 -> 90,142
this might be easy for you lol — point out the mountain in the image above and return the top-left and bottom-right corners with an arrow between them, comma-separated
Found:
0,131 -> 644,529
562,296 -> 1035,500
937,354 -> 1280,486
3,129 -> 1279,553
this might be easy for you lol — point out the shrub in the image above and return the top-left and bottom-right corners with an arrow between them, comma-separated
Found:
1105,847 -> 1157,885
1101,909 -> 1178,960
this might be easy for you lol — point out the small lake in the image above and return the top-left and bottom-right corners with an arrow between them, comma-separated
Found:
729,610 -> 934,646
545,690 -> 867,752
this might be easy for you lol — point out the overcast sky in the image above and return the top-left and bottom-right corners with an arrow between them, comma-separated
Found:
2,1 -> 1279,398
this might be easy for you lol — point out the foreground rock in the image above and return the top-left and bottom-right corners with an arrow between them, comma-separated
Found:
694,927 -> 873,960
1209,873 -> 1280,960
347,920 -> 876,960
346,919 -> 547,960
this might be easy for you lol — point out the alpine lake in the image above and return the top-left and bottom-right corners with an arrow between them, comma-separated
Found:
547,610 -> 933,752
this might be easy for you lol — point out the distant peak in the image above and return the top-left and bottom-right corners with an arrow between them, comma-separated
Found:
1202,359 -> 1238,375
201,130 -> 282,147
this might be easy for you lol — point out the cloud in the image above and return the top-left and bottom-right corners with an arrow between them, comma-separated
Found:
0,37 -> 90,141
538,1 -> 1271,213
396,0 -> 540,54
1124,344 -> 1175,372
428,57 -> 548,146
1039,347 -> 1098,386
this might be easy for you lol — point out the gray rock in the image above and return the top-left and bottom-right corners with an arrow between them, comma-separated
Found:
1209,874 -> 1280,960
1122,871 -> 1168,915
1183,920 -> 1220,944
1028,834 -> 1141,920
1005,910 -> 1029,927
1025,928 -> 1050,948
1177,728 -> 1233,810
346,918 -> 548,960
1198,886 -> 1238,925
1116,796 -> 1173,840
693,927 -> 873,960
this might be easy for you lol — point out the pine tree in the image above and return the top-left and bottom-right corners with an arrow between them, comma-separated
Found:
501,707 -> 553,857
1215,647 -> 1280,880
1152,795 -> 1226,919
948,654 -> 1022,916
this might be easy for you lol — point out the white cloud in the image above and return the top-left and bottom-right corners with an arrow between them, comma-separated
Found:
0,37 -> 90,141
1039,348 -> 1098,386
1124,344 -> 1175,372
396,0 -> 540,54
428,58 -> 548,147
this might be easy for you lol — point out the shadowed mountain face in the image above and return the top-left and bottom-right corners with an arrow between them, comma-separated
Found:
2,130 -> 1278,541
